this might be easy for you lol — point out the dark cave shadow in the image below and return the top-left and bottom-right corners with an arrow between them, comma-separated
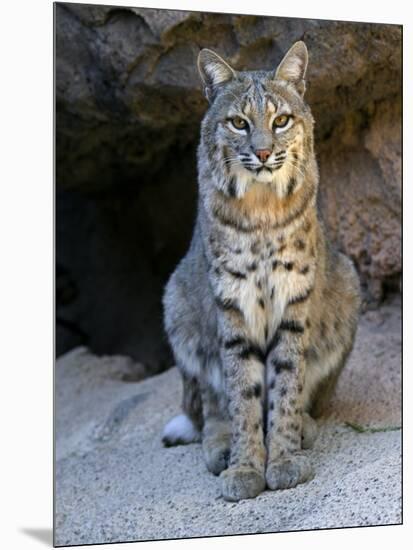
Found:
20,528 -> 53,547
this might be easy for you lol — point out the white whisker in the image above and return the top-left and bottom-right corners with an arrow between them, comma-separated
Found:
283,158 -> 307,180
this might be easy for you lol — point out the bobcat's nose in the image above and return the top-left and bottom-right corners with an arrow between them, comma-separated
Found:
255,149 -> 272,163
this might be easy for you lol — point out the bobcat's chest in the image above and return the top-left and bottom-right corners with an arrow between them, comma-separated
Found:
238,257 -> 296,347
221,236 -> 305,347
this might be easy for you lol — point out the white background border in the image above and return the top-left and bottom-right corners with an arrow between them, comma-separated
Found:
0,0 -> 408,548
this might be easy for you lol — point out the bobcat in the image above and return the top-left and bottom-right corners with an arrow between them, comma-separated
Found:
162,41 -> 361,501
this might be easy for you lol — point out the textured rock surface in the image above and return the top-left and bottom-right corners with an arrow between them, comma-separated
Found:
55,4 -> 401,366
54,296 -> 401,546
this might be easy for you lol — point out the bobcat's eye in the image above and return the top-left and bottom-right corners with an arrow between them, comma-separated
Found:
273,115 -> 290,129
230,117 -> 249,131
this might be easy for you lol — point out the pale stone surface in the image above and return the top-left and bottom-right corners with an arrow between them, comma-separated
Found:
54,296 -> 401,546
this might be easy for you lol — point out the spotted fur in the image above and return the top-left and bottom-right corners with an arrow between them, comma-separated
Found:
163,41 -> 361,501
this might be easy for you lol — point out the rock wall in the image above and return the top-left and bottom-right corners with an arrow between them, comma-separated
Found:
55,3 -> 401,369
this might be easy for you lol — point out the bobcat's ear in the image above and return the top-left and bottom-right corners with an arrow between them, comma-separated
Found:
275,41 -> 308,97
197,49 -> 236,102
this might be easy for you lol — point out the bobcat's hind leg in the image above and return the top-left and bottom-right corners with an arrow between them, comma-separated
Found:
306,252 -> 360,420
162,372 -> 203,446
301,412 -> 318,449
309,364 -> 343,419
202,385 -> 231,475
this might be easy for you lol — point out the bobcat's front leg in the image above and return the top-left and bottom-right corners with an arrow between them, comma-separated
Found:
218,312 -> 266,501
265,305 -> 313,490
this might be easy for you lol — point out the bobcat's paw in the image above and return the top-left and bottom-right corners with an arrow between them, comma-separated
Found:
203,436 -> 230,475
266,454 -> 313,490
220,466 -> 265,501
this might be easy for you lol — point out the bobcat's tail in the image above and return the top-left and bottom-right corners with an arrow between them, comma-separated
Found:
162,414 -> 201,446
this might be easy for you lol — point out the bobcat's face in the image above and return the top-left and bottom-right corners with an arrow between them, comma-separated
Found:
198,43 -> 314,196
215,77 -> 311,185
